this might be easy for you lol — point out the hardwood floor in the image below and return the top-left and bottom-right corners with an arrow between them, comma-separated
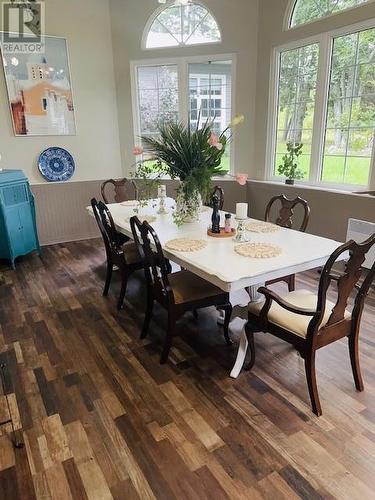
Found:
0,239 -> 375,499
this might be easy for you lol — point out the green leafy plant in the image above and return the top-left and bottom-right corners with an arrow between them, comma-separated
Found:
278,142 -> 304,181
129,160 -> 164,213
131,115 -> 244,225
141,120 -> 228,203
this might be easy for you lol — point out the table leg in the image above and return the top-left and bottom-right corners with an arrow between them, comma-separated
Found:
230,327 -> 248,378
230,283 -> 264,379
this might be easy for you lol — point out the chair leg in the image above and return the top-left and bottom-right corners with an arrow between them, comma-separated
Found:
117,269 -> 129,310
304,351 -> 322,416
165,259 -> 172,274
222,304 -> 233,346
288,274 -> 296,292
141,289 -> 154,339
160,312 -> 176,364
192,309 -> 198,319
103,260 -> 113,296
349,333 -> 364,391
245,327 -> 256,371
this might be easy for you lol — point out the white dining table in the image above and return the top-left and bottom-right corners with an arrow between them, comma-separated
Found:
88,198 -> 345,378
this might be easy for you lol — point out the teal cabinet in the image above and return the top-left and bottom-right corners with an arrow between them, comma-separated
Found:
0,170 -> 41,268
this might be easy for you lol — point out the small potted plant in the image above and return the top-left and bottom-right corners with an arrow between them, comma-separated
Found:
278,142 -> 304,185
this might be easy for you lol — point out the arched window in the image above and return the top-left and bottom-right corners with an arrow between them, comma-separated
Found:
144,1 -> 221,49
289,0 -> 373,28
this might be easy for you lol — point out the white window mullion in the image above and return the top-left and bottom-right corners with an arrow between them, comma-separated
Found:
368,139 -> 375,190
309,33 -> 332,183
179,59 -> 189,124
265,48 -> 280,180
130,63 -> 142,147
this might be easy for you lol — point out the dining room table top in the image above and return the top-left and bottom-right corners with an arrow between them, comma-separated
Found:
88,197 -> 346,292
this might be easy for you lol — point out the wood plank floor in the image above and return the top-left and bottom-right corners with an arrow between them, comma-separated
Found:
0,239 -> 375,499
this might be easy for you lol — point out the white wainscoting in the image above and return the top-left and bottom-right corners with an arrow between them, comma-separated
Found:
31,179 -> 248,247
31,181 -> 102,246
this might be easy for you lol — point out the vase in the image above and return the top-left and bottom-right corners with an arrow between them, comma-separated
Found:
175,184 -> 202,223
285,179 -> 295,185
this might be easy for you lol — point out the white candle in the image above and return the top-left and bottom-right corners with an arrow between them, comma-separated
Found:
236,203 -> 248,219
158,184 -> 166,197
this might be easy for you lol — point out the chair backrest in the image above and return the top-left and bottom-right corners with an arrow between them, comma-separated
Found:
130,216 -> 172,301
101,178 -> 138,204
311,235 -> 375,333
91,198 -> 111,255
96,200 -> 123,254
210,185 -> 224,210
265,194 -> 310,232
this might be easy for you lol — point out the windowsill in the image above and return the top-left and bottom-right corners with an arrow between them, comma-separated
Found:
248,179 -> 375,198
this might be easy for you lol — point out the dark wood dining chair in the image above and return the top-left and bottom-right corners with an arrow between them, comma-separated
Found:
265,194 -> 311,291
209,185 -> 225,210
91,198 -> 143,310
101,178 -> 138,204
130,216 -> 233,364
245,234 -> 375,416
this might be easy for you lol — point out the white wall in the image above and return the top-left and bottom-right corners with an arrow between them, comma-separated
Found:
109,0 -> 259,176
0,0 -> 122,184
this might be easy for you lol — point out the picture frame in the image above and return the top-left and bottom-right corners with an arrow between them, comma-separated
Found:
0,34 -> 77,136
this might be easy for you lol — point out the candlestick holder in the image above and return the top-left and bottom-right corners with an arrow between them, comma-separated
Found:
233,219 -> 250,243
157,194 -> 168,215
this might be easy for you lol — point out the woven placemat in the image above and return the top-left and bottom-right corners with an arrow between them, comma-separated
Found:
165,238 -> 207,252
121,200 -> 138,207
235,242 -> 282,259
245,221 -> 279,233
125,215 -> 157,224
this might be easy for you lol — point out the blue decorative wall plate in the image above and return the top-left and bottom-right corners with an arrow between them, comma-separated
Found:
38,147 -> 75,182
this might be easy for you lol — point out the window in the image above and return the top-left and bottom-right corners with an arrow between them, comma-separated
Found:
290,0 -> 373,28
270,24 -> 375,188
275,44 -> 319,179
136,65 -> 179,138
322,29 -> 375,185
144,2 -> 221,49
188,61 -> 232,171
132,57 -> 233,172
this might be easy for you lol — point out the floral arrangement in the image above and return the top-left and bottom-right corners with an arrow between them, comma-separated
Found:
131,115 -> 246,225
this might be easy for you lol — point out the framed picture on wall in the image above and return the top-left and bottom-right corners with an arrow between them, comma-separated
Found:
0,35 -> 76,136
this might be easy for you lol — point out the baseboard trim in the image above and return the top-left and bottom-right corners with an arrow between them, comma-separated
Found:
41,234 -> 100,247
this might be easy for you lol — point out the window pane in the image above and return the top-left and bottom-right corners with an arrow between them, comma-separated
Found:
137,65 -> 179,141
188,60 -> 232,171
321,28 -> 375,186
146,2 -> 221,48
291,0 -> 371,28
274,43 -> 319,179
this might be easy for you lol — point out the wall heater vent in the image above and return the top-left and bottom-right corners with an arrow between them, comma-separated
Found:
347,218 -> 375,270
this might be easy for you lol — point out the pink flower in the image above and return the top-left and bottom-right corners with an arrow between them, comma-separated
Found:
208,132 -> 219,146
235,173 -> 248,186
132,145 -> 143,156
208,132 -> 223,150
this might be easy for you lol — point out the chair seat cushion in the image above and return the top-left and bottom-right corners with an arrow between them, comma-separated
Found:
168,270 -> 226,305
123,242 -> 141,265
248,289 -> 350,338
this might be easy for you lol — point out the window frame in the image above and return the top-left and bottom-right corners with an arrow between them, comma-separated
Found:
130,53 -> 237,174
284,0 -> 375,31
141,0 -> 222,51
267,18 -> 375,190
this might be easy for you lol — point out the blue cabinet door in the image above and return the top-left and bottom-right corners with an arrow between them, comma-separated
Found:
6,206 -> 24,259
18,204 -> 37,254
